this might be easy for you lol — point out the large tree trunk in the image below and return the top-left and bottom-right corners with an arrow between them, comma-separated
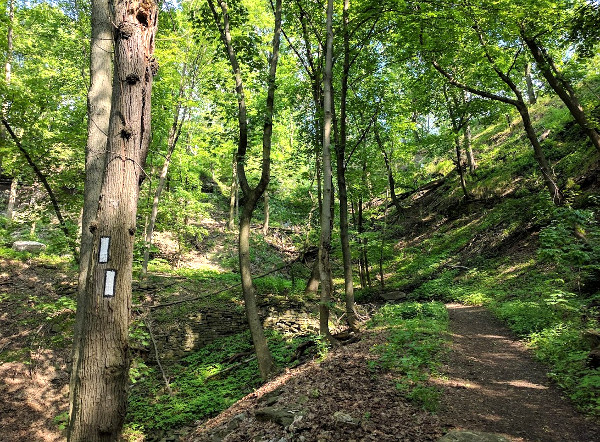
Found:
521,31 -> 600,153
208,0 -> 281,380
319,0 -> 335,339
70,0 -> 113,433
67,2 -> 158,440
334,0 -> 358,331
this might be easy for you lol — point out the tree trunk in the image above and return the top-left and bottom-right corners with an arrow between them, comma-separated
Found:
262,189 -> 269,236
521,31 -> 600,153
319,0 -> 334,339
228,151 -> 237,230
239,206 -> 276,379
516,102 -> 564,205
455,135 -> 471,199
525,62 -> 537,105
141,100 -> 186,277
464,121 -> 476,173
70,0 -> 113,432
67,2 -> 158,440
334,0 -> 358,331
357,195 -> 367,289
304,257 -> 320,295
376,127 -> 401,211
379,190 -> 387,290
208,0 -> 281,379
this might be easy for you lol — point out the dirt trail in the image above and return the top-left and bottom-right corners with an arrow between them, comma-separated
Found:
436,303 -> 599,441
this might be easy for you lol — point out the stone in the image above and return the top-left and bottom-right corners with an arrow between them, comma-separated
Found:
332,411 -> 359,426
438,430 -> 511,442
259,388 -> 283,406
380,290 -> 407,301
255,407 -> 299,427
12,240 -> 46,252
226,412 -> 248,431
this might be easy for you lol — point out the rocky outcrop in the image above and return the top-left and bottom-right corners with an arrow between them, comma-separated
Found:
12,241 -> 46,252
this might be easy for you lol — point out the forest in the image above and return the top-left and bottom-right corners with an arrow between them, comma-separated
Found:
0,0 -> 599,441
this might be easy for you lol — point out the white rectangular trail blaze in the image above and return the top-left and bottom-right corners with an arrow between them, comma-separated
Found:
104,270 -> 116,297
99,237 -> 110,263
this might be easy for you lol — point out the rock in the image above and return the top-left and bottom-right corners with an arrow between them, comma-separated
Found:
438,430 -> 511,442
226,412 -> 248,431
258,388 -> 283,406
332,411 -> 359,426
380,290 -> 407,301
12,240 -> 46,252
255,407 -> 299,427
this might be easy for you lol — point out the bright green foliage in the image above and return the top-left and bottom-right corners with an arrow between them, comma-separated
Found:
126,330 -> 313,433
368,302 -> 449,411
530,324 -> 600,415
0,2 -> 87,230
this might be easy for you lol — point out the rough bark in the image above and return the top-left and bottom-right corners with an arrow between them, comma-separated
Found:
67,1 -> 158,440
335,0 -> 358,331
70,0 -> 113,432
525,62 -> 537,105
521,30 -> 600,153
319,0 -> 334,339
77,0 -> 113,292
208,0 -> 281,380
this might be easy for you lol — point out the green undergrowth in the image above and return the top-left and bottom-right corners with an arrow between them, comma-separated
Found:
368,302 -> 449,411
125,330 -> 314,438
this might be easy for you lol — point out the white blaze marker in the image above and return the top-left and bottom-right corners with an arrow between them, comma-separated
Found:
104,270 -> 116,297
99,236 -> 110,263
